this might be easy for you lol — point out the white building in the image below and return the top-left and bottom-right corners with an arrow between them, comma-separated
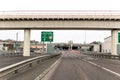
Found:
90,41 -> 101,52
93,44 -> 100,52
0,42 -> 4,50
0,44 -> 3,50
102,36 -> 111,53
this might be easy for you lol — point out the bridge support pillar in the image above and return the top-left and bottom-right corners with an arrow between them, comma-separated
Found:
111,30 -> 118,55
23,29 -> 31,56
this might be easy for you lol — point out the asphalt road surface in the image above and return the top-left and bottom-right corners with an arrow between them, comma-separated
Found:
0,53 -> 45,68
47,50 -> 120,80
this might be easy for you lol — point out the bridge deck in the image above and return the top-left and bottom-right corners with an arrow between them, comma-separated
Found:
0,11 -> 120,21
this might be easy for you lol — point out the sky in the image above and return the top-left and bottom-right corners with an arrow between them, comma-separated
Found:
0,0 -> 119,43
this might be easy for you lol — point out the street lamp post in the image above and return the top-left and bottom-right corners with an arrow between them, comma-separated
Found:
16,32 -> 18,42
49,36 -> 52,44
84,30 -> 86,44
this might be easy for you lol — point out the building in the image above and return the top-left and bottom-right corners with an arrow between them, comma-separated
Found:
80,45 -> 92,51
0,42 -> 4,50
102,36 -> 111,53
90,41 -> 101,52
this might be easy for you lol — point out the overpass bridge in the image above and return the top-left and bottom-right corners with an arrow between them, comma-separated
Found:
0,11 -> 120,56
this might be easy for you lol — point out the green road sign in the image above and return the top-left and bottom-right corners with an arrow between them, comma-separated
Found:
118,32 -> 120,43
41,31 -> 53,42
16,44 -> 20,47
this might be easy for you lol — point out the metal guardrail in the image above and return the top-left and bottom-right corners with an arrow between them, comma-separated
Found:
0,52 -> 23,56
83,52 -> 120,60
0,53 -> 61,78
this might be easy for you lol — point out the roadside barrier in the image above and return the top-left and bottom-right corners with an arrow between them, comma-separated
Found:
82,52 -> 120,60
0,53 -> 61,79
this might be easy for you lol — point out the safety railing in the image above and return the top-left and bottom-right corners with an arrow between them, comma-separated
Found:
82,52 -> 120,60
0,53 -> 61,78
0,52 -> 23,56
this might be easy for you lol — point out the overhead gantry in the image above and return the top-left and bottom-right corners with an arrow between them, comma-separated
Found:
0,11 -> 120,56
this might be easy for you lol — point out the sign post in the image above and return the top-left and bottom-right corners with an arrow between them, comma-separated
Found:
41,31 -> 54,54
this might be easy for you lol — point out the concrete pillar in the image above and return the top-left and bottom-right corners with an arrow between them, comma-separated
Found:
71,44 -> 73,50
23,29 -> 31,56
111,30 -> 118,55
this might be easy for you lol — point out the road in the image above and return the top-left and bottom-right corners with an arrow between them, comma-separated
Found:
0,53 -> 45,68
46,51 -> 120,80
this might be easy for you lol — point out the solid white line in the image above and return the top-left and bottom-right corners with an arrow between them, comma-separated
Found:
82,59 -> 120,77
102,67 -> 120,77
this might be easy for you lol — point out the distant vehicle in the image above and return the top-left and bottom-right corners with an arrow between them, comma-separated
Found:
16,48 -> 23,53
30,48 -> 34,52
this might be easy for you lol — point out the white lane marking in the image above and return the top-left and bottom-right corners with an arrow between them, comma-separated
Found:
88,61 -> 98,66
102,67 -> 120,77
82,59 -> 120,77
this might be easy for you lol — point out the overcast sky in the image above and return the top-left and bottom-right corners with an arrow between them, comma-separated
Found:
0,0 -> 119,43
